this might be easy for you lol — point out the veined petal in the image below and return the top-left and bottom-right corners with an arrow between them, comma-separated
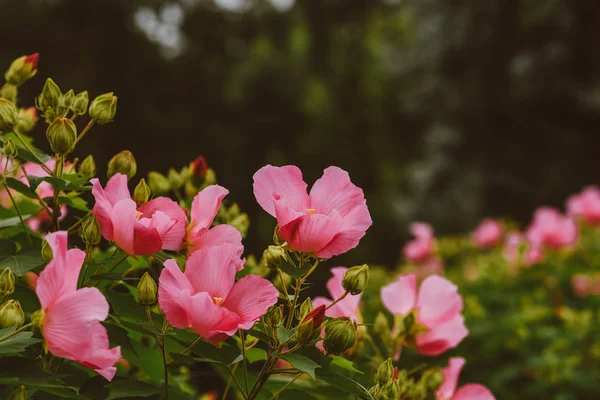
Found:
158,260 -> 194,329
416,275 -> 463,327
309,166 -> 367,218
150,210 -> 184,251
190,185 -> 229,235
91,178 -> 115,241
381,274 -> 417,316
184,244 -> 239,300
415,315 -> 468,356
253,165 -> 309,217
182,291 -> 241,342
278,211 -> 343,254
223,275 -> 279,330
188,224 -> 243,265
80,321 -> 121,381
436,357 -> 465,399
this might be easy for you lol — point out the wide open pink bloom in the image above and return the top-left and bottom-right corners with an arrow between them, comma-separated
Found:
524,207 -> 578,251
436,357 -> 495,400
403,222 -> 435,262
313,267 -> 362,322
35,231 -> 120,380
471,218 -> 503,248
91,174 -> 187,255
566,186 -> 600,225
187,185 -> 243,265
381,274 -> 468,356
253,165 -> 372,258
158,244 -> 279,342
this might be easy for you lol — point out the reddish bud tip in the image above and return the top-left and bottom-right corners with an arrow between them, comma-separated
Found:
192,156 -> 208,178
392,367 -> 398,381
24,53 -> 39,70
303,304 -> 326,328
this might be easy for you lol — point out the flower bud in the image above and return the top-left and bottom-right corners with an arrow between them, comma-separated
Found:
0,84 -> 17,104
23,272 -> 38,291
71,91 -> 89,116
89,92 -> 117,124
108,150 -> 137,180
11,385 -> 27,400
167,168 -> 184,190
16,107 -> 38,133
375,358 -> 394,386
381,380 -> 400,400
46,117 -> 77,154
0,268 -> 15,298
342,264 -> 369,295
5,53 -> 38,86
3,138 -> 17,158
137,272 -> 158,306
79,216 -> 101,245
262,245 -> 286,270
31,309 -> 44,336
368,385 -> 382,399
265,305 -> 283,327
0,98 -> 18,131
374,312 -> 390,336
190,155 -> 208,186
133,179 -> 151,206
0,300 -> 24,329
41,239 -> 53,263
78,155 -> 96,176
147,171 -> 170,195
296,304 -> 325,346
323,317 -> 357,355
36,78 -> 62,111
420,368 -> 444,391
298,297 -> 313,321
60,89 -> 75,110
204,168 -> 217,186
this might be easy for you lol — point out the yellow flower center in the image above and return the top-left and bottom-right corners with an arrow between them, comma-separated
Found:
306,208 -> 315,215
213,297 -> 224,307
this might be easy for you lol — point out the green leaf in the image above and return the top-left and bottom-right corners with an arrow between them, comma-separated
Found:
330,355 -> 364,374
0,215 -> 33,229
277,326 -> 295,343
90,272 -> 138,281
246,347 -> 268,363
279,260 -> 314,279
280,390 -> 319,400
111,317 -> 175,337
0,331 -> 41,355
277,353 -> 320,379
58,195 -> 90,212
104,379 -> 159,399
0,249 -> 45,276
0,239 -> 17,256
4,177 -> 38,199
27,174 -> 91,192
316,370 -> 373,398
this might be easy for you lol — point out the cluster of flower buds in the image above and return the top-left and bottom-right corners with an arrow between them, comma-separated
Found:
147,155 -> 217,199
215,203 -> 250,237
369,358 -> 444,400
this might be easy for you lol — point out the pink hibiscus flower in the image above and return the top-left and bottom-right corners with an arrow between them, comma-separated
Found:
436,357 -> 495,400
253,165 -> 372,258
403,222 -> 435,262
524,207 -> 578,251
566,186 -> 600,225
471,218 -> 503,248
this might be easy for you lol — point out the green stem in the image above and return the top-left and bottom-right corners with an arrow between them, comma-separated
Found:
83,252 -> 128,286
268,373 -> 303,400
325,291 -> 349,311
161,323 -> 169,400
50,154 -> 64,231
239,330 -> 250,395
286,279 -> 302,330
3,182 -> 31,244
0,322 -> 33,343
74,119 -> 95,145
12,129 -> 53,175
221,363 -> 239,400
145,306 -> 154,325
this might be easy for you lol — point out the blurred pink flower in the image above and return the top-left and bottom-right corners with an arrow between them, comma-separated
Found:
35,231 -> 121,380
503,231 -> 524,265
253,165 -> 372,258
566,186 -> 600,225
523,244 -> 545,266
158,244 -> 278,343
91,173 -> 187,255
525,207 -> 578,251
313,267 -> 361,322
471,218 -> 503,248
436,357 -> 495,400
381,274 -> 468,356
403,222 -> 435,262
572,274 -> 591,297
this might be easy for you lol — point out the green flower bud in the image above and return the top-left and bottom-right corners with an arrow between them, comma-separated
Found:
296,304 -> 325,346
0,98 -> 18,131
265,305 -> 283,327
71,91 -> 89,116
203,168 -> 217,186
11,385 -> 27,400
36,78 -> 62,111
375,358 -> 394,386
298,297 -> 313,322
381,380 -> 400,400
41,239 -> 53,263
16,107 -> 38,133
374,312 -> 390,336
262,245 -> 286,270
0,300 -> 24,329
60,89 -> 75,110
5,53 -> 38,86
137,272 -> 158,306
133,178 -> 151,206
30,309 -> 44,336
46,117 -> 77,154
147,171 -> 170,195
78,216 -> 101,245
167,168 -> 184,191
342,264 -> 369,295
79,155 -> 96,176
108,150 -> 137,180
89,92 -> 117,124
323,317 -> 357,355
3,138 -> 17,158
368,385 -> 382,399
0,84 -> 18,104
420,368 -> 444,392
0,268 -> 15,298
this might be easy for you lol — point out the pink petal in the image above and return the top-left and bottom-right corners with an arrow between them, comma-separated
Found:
133,222 -> 163,255
81,321 -> 121,381
111,199 -> 162,255
224,274 -> 279,330
308,167 -> 366,217
278,212 -> 343,254
416,275 -> 463,327
410,222 -> 434,240
253,165 -> 309,217
453,384 -> 495,400
149,210 -> 185,251
317,202 -> 372,258
323,267 -> 362,320
182,291 -> 241,342
436,357 -> 465,399
190,185 -> 229,235
381,274 -> 417,316
415,315 -> 468,356
312,297 -> 332,310
274,199 -> 305,228
91,178 -> 115,241
326,267 -> 348,300
139,197 -> 187,251
36,231 -> 85,310
158,260 -> 194,329
188,224 -> 243,266
184,244 -> 239,300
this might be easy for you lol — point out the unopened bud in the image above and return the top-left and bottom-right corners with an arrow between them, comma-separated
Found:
0,268 -> 15,298
323,317 -> 357,355
0,84 -> 17,104
36,78 -> 62,111
262,245 -> 286,270
79,216 -> 101,245
46,117 -> 77,154
0,98 -> 18,131
375,358 -> 395,386
3,138 -> 17,158
41,239 -> 53,263
108,150 -> 137,180
16,107 -> 37,133
78,155 -> 96,176
137,272 -> 158,306
0,300 -> 24,329
296,304 -> 325,346
190,156 -> 208,186
203,168 -> 217,186
60,89 -> 75,110
11,385 -> 27,400
5,53 -> 38,86
298,297 -> 313,321
421,368 -> 444,391
167,168 -> 184,190
265,305 -> 283,327
89,92 -> 117,124
374,312 -> 390,336
381,380 -> 401,400
31,309 -> 44,336
342,264 -> 369,295
147,171 -> 170,195
71,91 -> 89,116
368,385 -> 382,399
133,179 -> 151,206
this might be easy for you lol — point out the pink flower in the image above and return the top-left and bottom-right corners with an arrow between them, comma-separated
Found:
524,207 -> 578,251
313,267 -> 361,322
91,174 -> 187,255
187,185 -> 243,263
471,218 -> 503,248
523,244 -> 545,266
35,231 -> 120,380
436,358 -> 495,400
566,186 -> 600,225
158,244 -> 279,342
403,223 -> 435,262
381,274 -> 468,356
572,274 -> 591,297
253,165 -> 372,258
502,231 -> 523,265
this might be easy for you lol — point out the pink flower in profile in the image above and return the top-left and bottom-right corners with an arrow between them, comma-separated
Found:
187,185 -> 243,262
525,207 -> 578,251
313,267 -> 362,322
35,231 -> 120,380
91,173 -> 187,255
403,222 -> 435,262
253,165 -> 372,258
381,274 -> 468,356
471,218 -> 503,248
158,244 -> 279,342
566,186 -> 600,225
436,358 -> 495,400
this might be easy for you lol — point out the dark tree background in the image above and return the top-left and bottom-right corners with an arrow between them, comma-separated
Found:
2,0 -> 600,268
